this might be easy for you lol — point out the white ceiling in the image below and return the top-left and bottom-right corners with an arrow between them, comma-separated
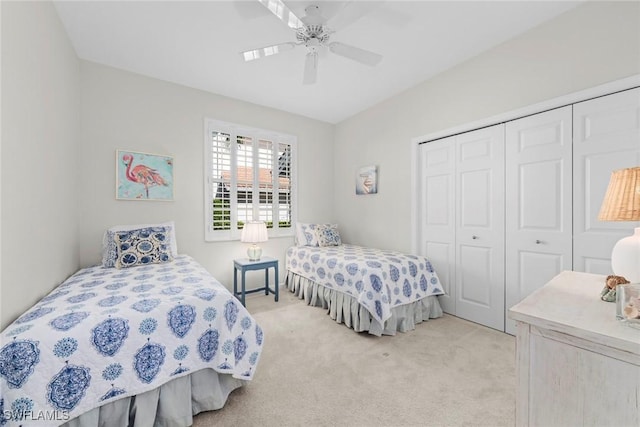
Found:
53,0 -> 582,124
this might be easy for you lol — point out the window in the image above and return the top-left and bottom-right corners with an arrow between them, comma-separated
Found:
204,118 -> 297,241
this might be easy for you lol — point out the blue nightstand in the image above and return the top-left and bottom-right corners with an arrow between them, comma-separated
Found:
233,257 -> 279,306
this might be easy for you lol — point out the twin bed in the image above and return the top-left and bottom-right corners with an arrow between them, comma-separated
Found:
0,221 -> 444,426
0,224 -> 263,426
286,224 -> 444,336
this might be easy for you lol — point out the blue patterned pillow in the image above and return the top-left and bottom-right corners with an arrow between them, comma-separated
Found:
114,228 -> 173,269
316,224 -> 342,247
103,224 -> 174,267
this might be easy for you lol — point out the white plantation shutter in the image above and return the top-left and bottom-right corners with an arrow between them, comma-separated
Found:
208,131 -> 233,234
257,139 -> 273,225
276,142 -> 292,228
236,135 -> 254,227
204,119 -> 297,241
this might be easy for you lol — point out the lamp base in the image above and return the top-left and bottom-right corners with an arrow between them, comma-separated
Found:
247,244 -> 262,261
611,227 -> 640,283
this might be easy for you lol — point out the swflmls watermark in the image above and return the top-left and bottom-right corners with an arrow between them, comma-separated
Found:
2,410 -> 70,422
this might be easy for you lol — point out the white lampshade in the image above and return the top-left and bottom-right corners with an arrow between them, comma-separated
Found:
240,221 -> 268,261
598,167 -> 640,283
241,221 -> 268,243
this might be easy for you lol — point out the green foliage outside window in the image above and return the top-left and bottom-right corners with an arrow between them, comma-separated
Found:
213,198 -> 291,230
266,221 -> 291,229
212,198 -> 231,230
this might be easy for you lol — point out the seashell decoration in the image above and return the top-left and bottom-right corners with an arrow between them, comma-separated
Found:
623,296 -> 640,320
601,275 -> 630,302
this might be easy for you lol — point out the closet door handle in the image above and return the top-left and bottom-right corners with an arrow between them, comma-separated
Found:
472,235 -> 479,240
535,239 -> 542,244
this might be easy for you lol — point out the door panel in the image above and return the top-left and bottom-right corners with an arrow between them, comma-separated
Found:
455,125 -> 505,331
425,174 -> 451,225
517,251 -> 563,298
573,88 -> 640,273
459,245 -> 491,306
460,169 -> 490,227
505,106 -> 573,335
519,160 -> 563,230
418,138 -> 456,314
425,242 -> 453,295
584,257 -> 614,276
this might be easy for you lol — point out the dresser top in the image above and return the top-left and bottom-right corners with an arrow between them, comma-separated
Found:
509,270 -> 639,355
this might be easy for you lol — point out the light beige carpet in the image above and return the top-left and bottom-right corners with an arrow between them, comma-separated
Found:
194,291 -> 515,427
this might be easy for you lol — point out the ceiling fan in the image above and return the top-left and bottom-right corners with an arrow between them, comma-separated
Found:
240,0 -> 383,85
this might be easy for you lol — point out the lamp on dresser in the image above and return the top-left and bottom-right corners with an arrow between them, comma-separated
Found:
598,166 -> 640,283
240,221 -> 268,261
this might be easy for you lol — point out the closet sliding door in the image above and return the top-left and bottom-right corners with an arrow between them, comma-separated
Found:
417,124 -> 505,329
455,126 -> 505,331
418,137 -> 456,314
504,106 -> 573,335
573,88 -> 640,274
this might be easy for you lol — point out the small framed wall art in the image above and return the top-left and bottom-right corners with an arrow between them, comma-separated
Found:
116,150 -> 174,201
356,165 -> 378,195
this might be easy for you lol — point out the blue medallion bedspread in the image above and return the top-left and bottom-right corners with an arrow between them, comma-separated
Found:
0,255 -> 263,426
286,244 -> 444,324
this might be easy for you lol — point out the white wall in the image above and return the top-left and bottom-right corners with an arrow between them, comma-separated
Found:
1,1 -> 81,328
333,1 -> 640,253
78,61 -> 334,289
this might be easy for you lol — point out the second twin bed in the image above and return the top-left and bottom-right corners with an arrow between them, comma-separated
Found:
286,243 -> 444,336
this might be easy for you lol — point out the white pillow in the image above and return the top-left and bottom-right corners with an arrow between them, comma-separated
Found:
102,221 -> 178,267
295,223 -> 320,246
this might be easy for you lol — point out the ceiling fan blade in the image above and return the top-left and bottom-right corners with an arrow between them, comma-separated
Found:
257,0 -> 304,29
327,1 -> 383,31
303,52 -> 318,85
240,42 -> 296,62
328,42 -> 382,67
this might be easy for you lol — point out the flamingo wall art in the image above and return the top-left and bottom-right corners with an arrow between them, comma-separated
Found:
116,150 -> 174,201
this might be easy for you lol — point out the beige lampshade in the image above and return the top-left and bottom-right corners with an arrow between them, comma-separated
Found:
598,167 -> 640,221
240,221 -> 268,243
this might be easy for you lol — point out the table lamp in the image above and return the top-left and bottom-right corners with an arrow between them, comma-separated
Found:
240,221 -> 268,261
598,166 -> 640,283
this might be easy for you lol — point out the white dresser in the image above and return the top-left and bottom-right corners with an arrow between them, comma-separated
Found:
508,271 -> 639,427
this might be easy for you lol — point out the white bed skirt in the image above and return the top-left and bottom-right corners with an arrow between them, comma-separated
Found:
286,271 -> 443,336
62,369 -> 245,427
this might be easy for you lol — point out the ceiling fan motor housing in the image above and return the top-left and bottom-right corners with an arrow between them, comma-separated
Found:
296,25 -> 331,47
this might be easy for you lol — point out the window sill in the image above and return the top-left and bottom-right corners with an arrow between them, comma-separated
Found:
205,231 -> 294,243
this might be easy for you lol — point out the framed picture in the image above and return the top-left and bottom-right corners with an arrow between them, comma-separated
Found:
356,165 -> 378,195
116,150 -> 174,201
